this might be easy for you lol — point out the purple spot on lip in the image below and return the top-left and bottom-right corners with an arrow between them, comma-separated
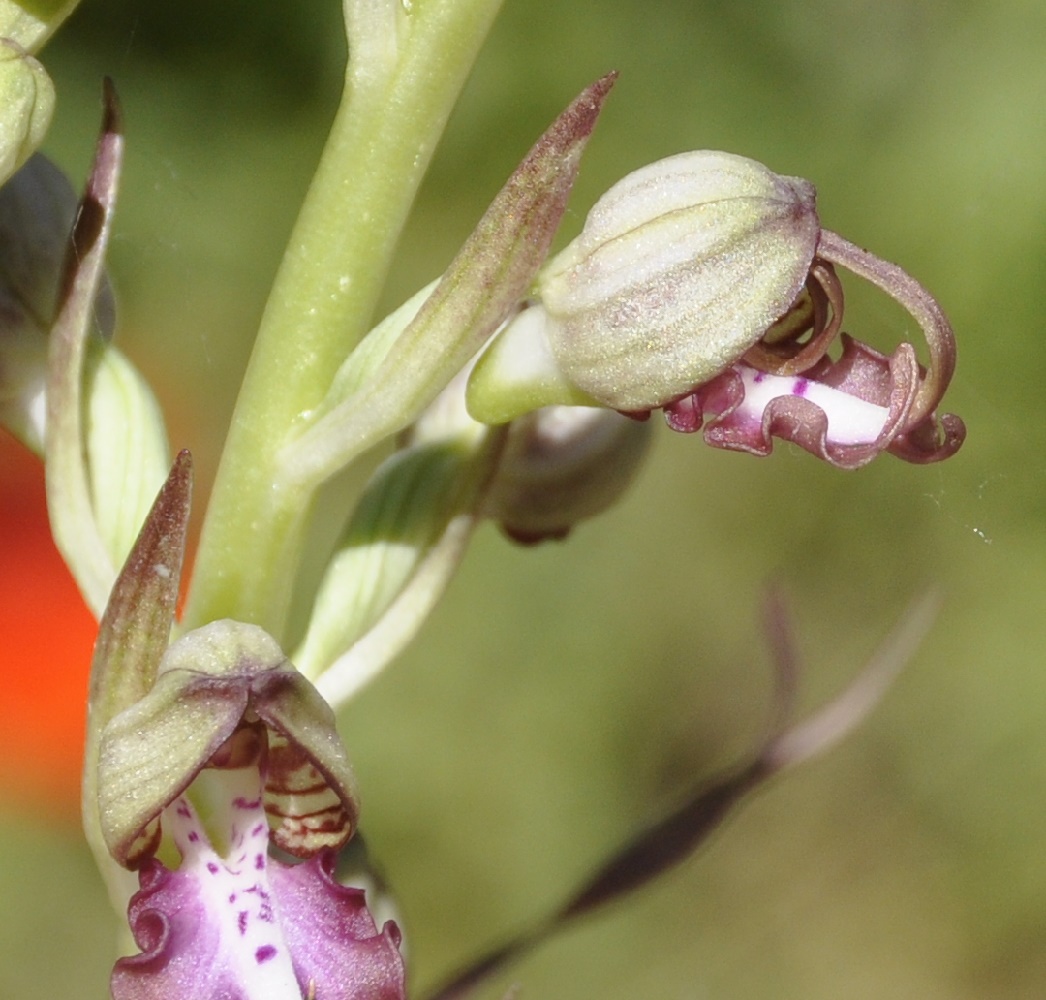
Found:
206,862 -> 219,875
238,911 -> 249,935
255,854 -> 265,870
753,371 -> 766,383
255,945 -> 278,964
793,377 -> 810,397
187,832 -> 199,843
233,797 -> 262,810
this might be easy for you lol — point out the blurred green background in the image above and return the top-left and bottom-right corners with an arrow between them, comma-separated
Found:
3,0 -> 1046,997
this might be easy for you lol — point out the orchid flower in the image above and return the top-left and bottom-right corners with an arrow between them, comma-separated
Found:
467,150 -> 966,469
0,0 -> 970,995
81,452 -> 405,1000
103,620 -> 406,1000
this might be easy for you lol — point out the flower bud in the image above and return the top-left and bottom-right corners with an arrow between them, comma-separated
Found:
0,39 -> 54,185
466,151 -> 822,424
481,405 -> 651,543
0,153 -> 72,449
539,150 -> 820,411
0,0 -> 80,52
1,152 -> 117,453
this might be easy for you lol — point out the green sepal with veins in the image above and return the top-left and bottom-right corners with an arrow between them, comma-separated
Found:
97,619 -> 361,869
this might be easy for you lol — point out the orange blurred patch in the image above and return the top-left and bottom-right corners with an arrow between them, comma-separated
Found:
0,433 -> 96,821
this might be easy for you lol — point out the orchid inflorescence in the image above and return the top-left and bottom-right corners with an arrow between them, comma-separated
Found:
0,2 -> 964,998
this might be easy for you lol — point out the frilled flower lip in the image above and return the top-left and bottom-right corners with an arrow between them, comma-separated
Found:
661,334 -> 965,469
651,226 -> 966,469
111,789 -> 405,1000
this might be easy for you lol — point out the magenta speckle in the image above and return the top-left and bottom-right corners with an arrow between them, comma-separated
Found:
255,854 -> 265,870
187,831 -> 199,843
753,371 -> 766,383
255,945 -> 278,964
793,378 -> 810,397
228,893 -> 237,903
238,911 -> 249,935
206,862 -> 219,875
176,803 -> 191,818
233,796 -> 262,810
251,823 -> 266,837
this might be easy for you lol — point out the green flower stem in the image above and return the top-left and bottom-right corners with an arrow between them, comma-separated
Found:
183,0 -> 504,637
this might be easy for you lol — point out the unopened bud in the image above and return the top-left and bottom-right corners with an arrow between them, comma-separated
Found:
482,405 -> 651,544
467,151 -> 821,423
0,0 -> 81,52
0,39 -> 54,184
1,153 -> 119,449
540,150 -> 820,411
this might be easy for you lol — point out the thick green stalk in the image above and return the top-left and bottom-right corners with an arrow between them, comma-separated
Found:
183,0 -> 504,637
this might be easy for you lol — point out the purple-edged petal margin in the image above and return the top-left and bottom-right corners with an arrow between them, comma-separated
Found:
663,335 -> 964,468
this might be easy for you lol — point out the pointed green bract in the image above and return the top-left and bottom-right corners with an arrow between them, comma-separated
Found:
184,0 -> 508,633
45,81 -> 124,617
85,450 -> 192,741
284,72 -> 618,488
295,440 -> 488,682
81,450 -> 192,903
2,145 -> 170,568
